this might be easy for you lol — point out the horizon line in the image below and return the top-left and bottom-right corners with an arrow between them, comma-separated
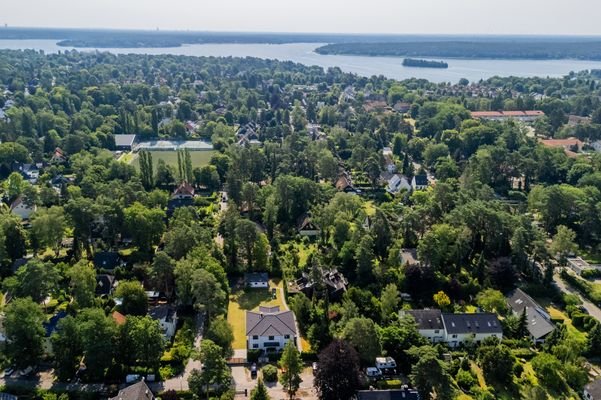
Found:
3,25 -> 601,38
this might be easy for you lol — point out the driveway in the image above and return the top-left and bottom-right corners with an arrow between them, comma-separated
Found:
553,271 -> 601,322
158,312 -> 205,391
232,365 -> 316,400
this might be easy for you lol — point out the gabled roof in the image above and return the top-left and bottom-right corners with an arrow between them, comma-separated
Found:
93,252 -> 121,270
96,274 -> 116,296
246,308 -> 297,338
112,311 -> 127,326
442,313 -> 503,335
412,175 -> 428,186
109,380 -> 154,400
508,288 -> 554,340
173,182 -> 195,198
149,305 -> 177,323
114,134 -> 137,147
297,214 -> 320,232
245,272 -> 269,284
405,309 -> 444,330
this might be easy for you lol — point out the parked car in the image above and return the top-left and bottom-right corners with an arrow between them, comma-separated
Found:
312,362 -> 318,373
3,368 -> 14,378
250,363 -> 257,379
271,288 -> 277,299
366,367 -> 382,379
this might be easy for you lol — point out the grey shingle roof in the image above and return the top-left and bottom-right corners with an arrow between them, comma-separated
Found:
405,309 -> 444,330
114,134 -> 137,147
245,272 -> 269,284
109,380 -> 154,400
442,313 -> 503,335
586,379 -> 601,399
508,288 -> 554,340
246,309 -> 297,337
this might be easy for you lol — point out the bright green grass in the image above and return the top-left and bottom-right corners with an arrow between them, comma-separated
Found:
130,150 -> 215,170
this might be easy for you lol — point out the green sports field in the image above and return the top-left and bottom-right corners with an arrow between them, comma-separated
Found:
130,150 -> 215,170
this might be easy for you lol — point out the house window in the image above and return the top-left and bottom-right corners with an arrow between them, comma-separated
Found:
452,334 -> 458,338
252,335 -> 258,340
268,336 -> 275,340
284,335 -> 290,339
434,330 -> 440,334
253,344 -> 259,349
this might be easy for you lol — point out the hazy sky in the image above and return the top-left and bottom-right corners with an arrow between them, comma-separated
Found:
3,0 -> 600,35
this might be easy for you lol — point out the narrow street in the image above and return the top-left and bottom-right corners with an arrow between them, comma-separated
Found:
553,271 -> 601,322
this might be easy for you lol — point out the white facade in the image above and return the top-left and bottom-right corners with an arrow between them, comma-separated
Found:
387,175 -> 412,194
417,328 -> 445,343
444,332 -> 501,348
248,281 -> 269,288
248,333 -> 295,352
10,201 -> 36,220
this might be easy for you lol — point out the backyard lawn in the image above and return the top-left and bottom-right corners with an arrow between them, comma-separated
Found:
228,279 -> 286,350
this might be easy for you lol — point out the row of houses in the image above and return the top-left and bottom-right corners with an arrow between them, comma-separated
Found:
470,110 -> 545,122
403,309 -> 503,347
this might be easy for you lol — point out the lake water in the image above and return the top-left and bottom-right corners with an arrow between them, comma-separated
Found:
2,39 -> 601,83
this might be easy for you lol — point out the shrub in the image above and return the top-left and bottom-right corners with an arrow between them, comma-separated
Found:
456,369 -> 476,391
300,351 -> 318,362
262,364 -> 278,382
247,349 -> 261,363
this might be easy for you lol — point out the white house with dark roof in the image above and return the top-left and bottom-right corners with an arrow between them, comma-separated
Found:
507,288 -> 554,344
149,305 -> 178,340
10,196 -> 36,219
246,306 -> 298,352
402,309 -> 445,343
404,309 -> 503,347
245,272 -> 269,288
442,312 -> 503,347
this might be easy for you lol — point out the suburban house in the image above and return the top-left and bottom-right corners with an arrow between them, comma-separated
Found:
400,248 -> 420,267
540,137 -> 585,157
12,162 -> 40,183
470,110 -> 545,122
114,134 -> 137,151
148,305 -> 178,340
50,147 -> 67,164
403,309 -> 503,347
245,272 -> 269,288
96,274 -> 116,296
336,174 -> 358,194
43,311 -> 68,355
246,306 -> 298,352
93,251 -> 124,270
289,269 -> 348,300
297,214 -> 321,237
9,196 -> 36,219
403,309 -> 445,343
109,379 -> 154,400
382,147 -> 397,173
172,182 -> 195,199
387,174 -> 412,194
411,175 -> 429,191
507,288 -> 555,344
567,257 -> 601,276
167,182 -> 195,215
357,387 -> 420,400
585,379 -> 601,400
443,313 -> 503,347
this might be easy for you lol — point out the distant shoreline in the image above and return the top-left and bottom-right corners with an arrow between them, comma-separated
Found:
1,27 -> 601,60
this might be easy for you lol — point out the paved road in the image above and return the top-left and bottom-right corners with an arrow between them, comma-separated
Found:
553,271 -> 601,322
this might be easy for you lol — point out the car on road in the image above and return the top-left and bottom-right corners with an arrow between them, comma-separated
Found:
250,363 -> 257,379
579,305 -> 589,314
312,362 -> 318,373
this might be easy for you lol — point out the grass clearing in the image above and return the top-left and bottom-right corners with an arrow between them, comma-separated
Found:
547,306 -> 587,343
228,280 -> 286,350
129,150 -> 215,170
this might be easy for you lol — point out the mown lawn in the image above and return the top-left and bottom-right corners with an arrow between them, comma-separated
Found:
227,279 -> 285,350
547,306 -> 587,343
129,150 -> 215,170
